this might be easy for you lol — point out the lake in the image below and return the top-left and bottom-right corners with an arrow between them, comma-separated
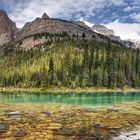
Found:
0,92 -> 140,107
0,92 -> 140,140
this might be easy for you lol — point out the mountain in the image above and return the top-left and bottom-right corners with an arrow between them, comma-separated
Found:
16,13 -> 136,50
0,10 -> 18,47
129,39 -> 140,48
92,24 -> 114,36
42,13 -> 49,19
0,11 -> 140,89
0,10 -> 136,50
15,13 -> 116,49
92,24 -> 137,48
92,24 -> 122,42
16,13 -> 95,41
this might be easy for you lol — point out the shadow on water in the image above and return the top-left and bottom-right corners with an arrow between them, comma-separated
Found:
0,92 -> 140,107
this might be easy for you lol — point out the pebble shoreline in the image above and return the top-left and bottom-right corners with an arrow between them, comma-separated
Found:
113,126 -> 140,140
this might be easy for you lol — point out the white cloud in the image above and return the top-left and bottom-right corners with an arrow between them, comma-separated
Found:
132,13 -> 140,22
104,20 -> 140,40
132,0 -> 140,5
110,0 -> 125,6
1,0 -> 125,28
123,6 -> 132,12
123,5 -> 139,12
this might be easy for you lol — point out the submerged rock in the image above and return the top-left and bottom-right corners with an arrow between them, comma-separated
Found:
47,123 -> 62,130
84,108 -> 97,113
58,128 -> 73,136
0,123 -> 9,133
107,108 -> 118,113
10,116 -> 22,122
14,129 -> 27,137
0,102 -> 140,140
8,111 -> 21,116
41,111 -> 51,116
110,129 -> 119,136
4,109 -> 14,113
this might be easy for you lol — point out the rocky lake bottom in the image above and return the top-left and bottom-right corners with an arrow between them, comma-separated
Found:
0,102 -> 140,140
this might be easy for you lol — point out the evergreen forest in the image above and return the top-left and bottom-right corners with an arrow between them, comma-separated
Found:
0,33 -> 140,89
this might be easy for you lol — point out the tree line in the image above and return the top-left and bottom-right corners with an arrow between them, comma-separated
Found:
0,36 -> 140,88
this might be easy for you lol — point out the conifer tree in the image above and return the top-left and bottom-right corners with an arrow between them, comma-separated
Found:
48,57 -> 54,86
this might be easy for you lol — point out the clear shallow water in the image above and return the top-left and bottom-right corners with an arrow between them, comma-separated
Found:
0,92 -> 140,107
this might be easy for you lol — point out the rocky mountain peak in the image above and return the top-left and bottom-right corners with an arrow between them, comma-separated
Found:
0,10 -> 7,16
92,24 -> 137,48
92,24 -> 114,36
76,21 -> 86,26
0,10 -> 10,22
75,21 -> 90,28
42,13 -> 49,19
128,39 -> 140,48
0,10 -> 18,47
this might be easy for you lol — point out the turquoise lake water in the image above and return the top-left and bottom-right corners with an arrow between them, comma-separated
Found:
0,92 -> 140,107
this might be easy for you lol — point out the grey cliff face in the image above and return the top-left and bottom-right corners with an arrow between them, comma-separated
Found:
92,24 -> 114,36
0,10 -> 18,47
75,21 -> 92,31
92,24 -> 137,48
128,40 -> 140,48
17,14 -> 97,41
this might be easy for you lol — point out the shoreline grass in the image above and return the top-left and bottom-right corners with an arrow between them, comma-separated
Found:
0,87 -> 140,93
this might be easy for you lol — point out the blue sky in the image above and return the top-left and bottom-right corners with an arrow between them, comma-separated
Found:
0,0 -> 140,40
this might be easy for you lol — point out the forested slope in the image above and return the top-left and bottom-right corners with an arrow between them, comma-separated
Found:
0,34 -> 140,88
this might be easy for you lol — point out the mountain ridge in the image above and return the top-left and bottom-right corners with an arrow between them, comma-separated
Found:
0,10 -> 139,50
92,24 -> 138,48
